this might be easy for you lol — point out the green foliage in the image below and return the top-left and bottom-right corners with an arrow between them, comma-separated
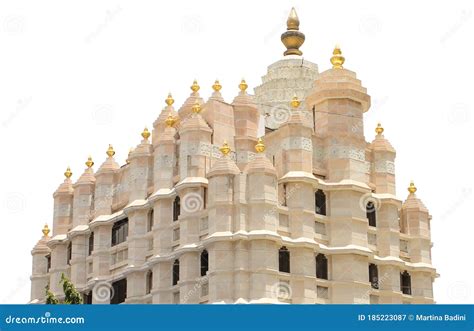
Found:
45,285 -> 59,304
44,274 -> 83,304
60,273 -> 83,304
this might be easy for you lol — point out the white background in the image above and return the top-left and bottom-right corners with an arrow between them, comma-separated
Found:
0,0 -> 472,304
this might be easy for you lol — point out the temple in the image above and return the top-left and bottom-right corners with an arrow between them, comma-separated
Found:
30,8 -> 436,304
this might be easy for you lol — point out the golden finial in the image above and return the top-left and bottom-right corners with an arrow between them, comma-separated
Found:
192,101 -> 202,114
126,147 -> 134,164
165,114 -> 176,127
281,7 -> 305,56
219,141 -> 231,156
191,80 -> 200,93
290,95 -> 301,108
142,127 -> 151,140
106,144 -> 115,157
165,93 -> 174,106
330,45 -> 345,69
375,123 -> 384,135
64,166 -> 72,179
239,79 -> 248,92
85,156 -> 94,168
212,80 -> 222,92
408,181 -> 417,194
255,137 -> 265,153
287,7 -> 300,30
42,224 -> 50,237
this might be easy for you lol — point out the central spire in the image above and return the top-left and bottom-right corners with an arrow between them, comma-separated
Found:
281,7 -> 305,56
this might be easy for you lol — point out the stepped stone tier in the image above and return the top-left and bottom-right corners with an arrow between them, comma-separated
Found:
30,8 -> 436,304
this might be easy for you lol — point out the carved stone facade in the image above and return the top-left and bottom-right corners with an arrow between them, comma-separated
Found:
30,8 -> 436,305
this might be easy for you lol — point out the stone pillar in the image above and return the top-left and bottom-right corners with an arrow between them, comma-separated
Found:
207,144 -> 240,303
94,146 -> 119,217
52,169 -> 74,236
70,162 -> 96,289
232,81 -> 259,171
30,229 -> 51,302
47,238 -> 69,297
306,67 -> 371,183
376,198 -> 401,258
246,143 -> 279,302
370,125 -> 396,195
176,100 -> 212,303
124,207 -> 148,303
128,132 -> 153,201
378,264 -> 403,304
90,222 -> 113,304
278,103 -> 315,241
402,183 -> 432,264
153,125 -> 177,190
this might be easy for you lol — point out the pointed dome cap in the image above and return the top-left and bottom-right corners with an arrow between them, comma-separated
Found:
208,141 -> 240,177
403,181 -> 428,212
76,156 -> 96,185
281,7 -> 305,56
32,224 -> 51,252
54,167 -> 74,196
371,123 -> 395,153
246,138 -> 277,175
97,144 -> 120,173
